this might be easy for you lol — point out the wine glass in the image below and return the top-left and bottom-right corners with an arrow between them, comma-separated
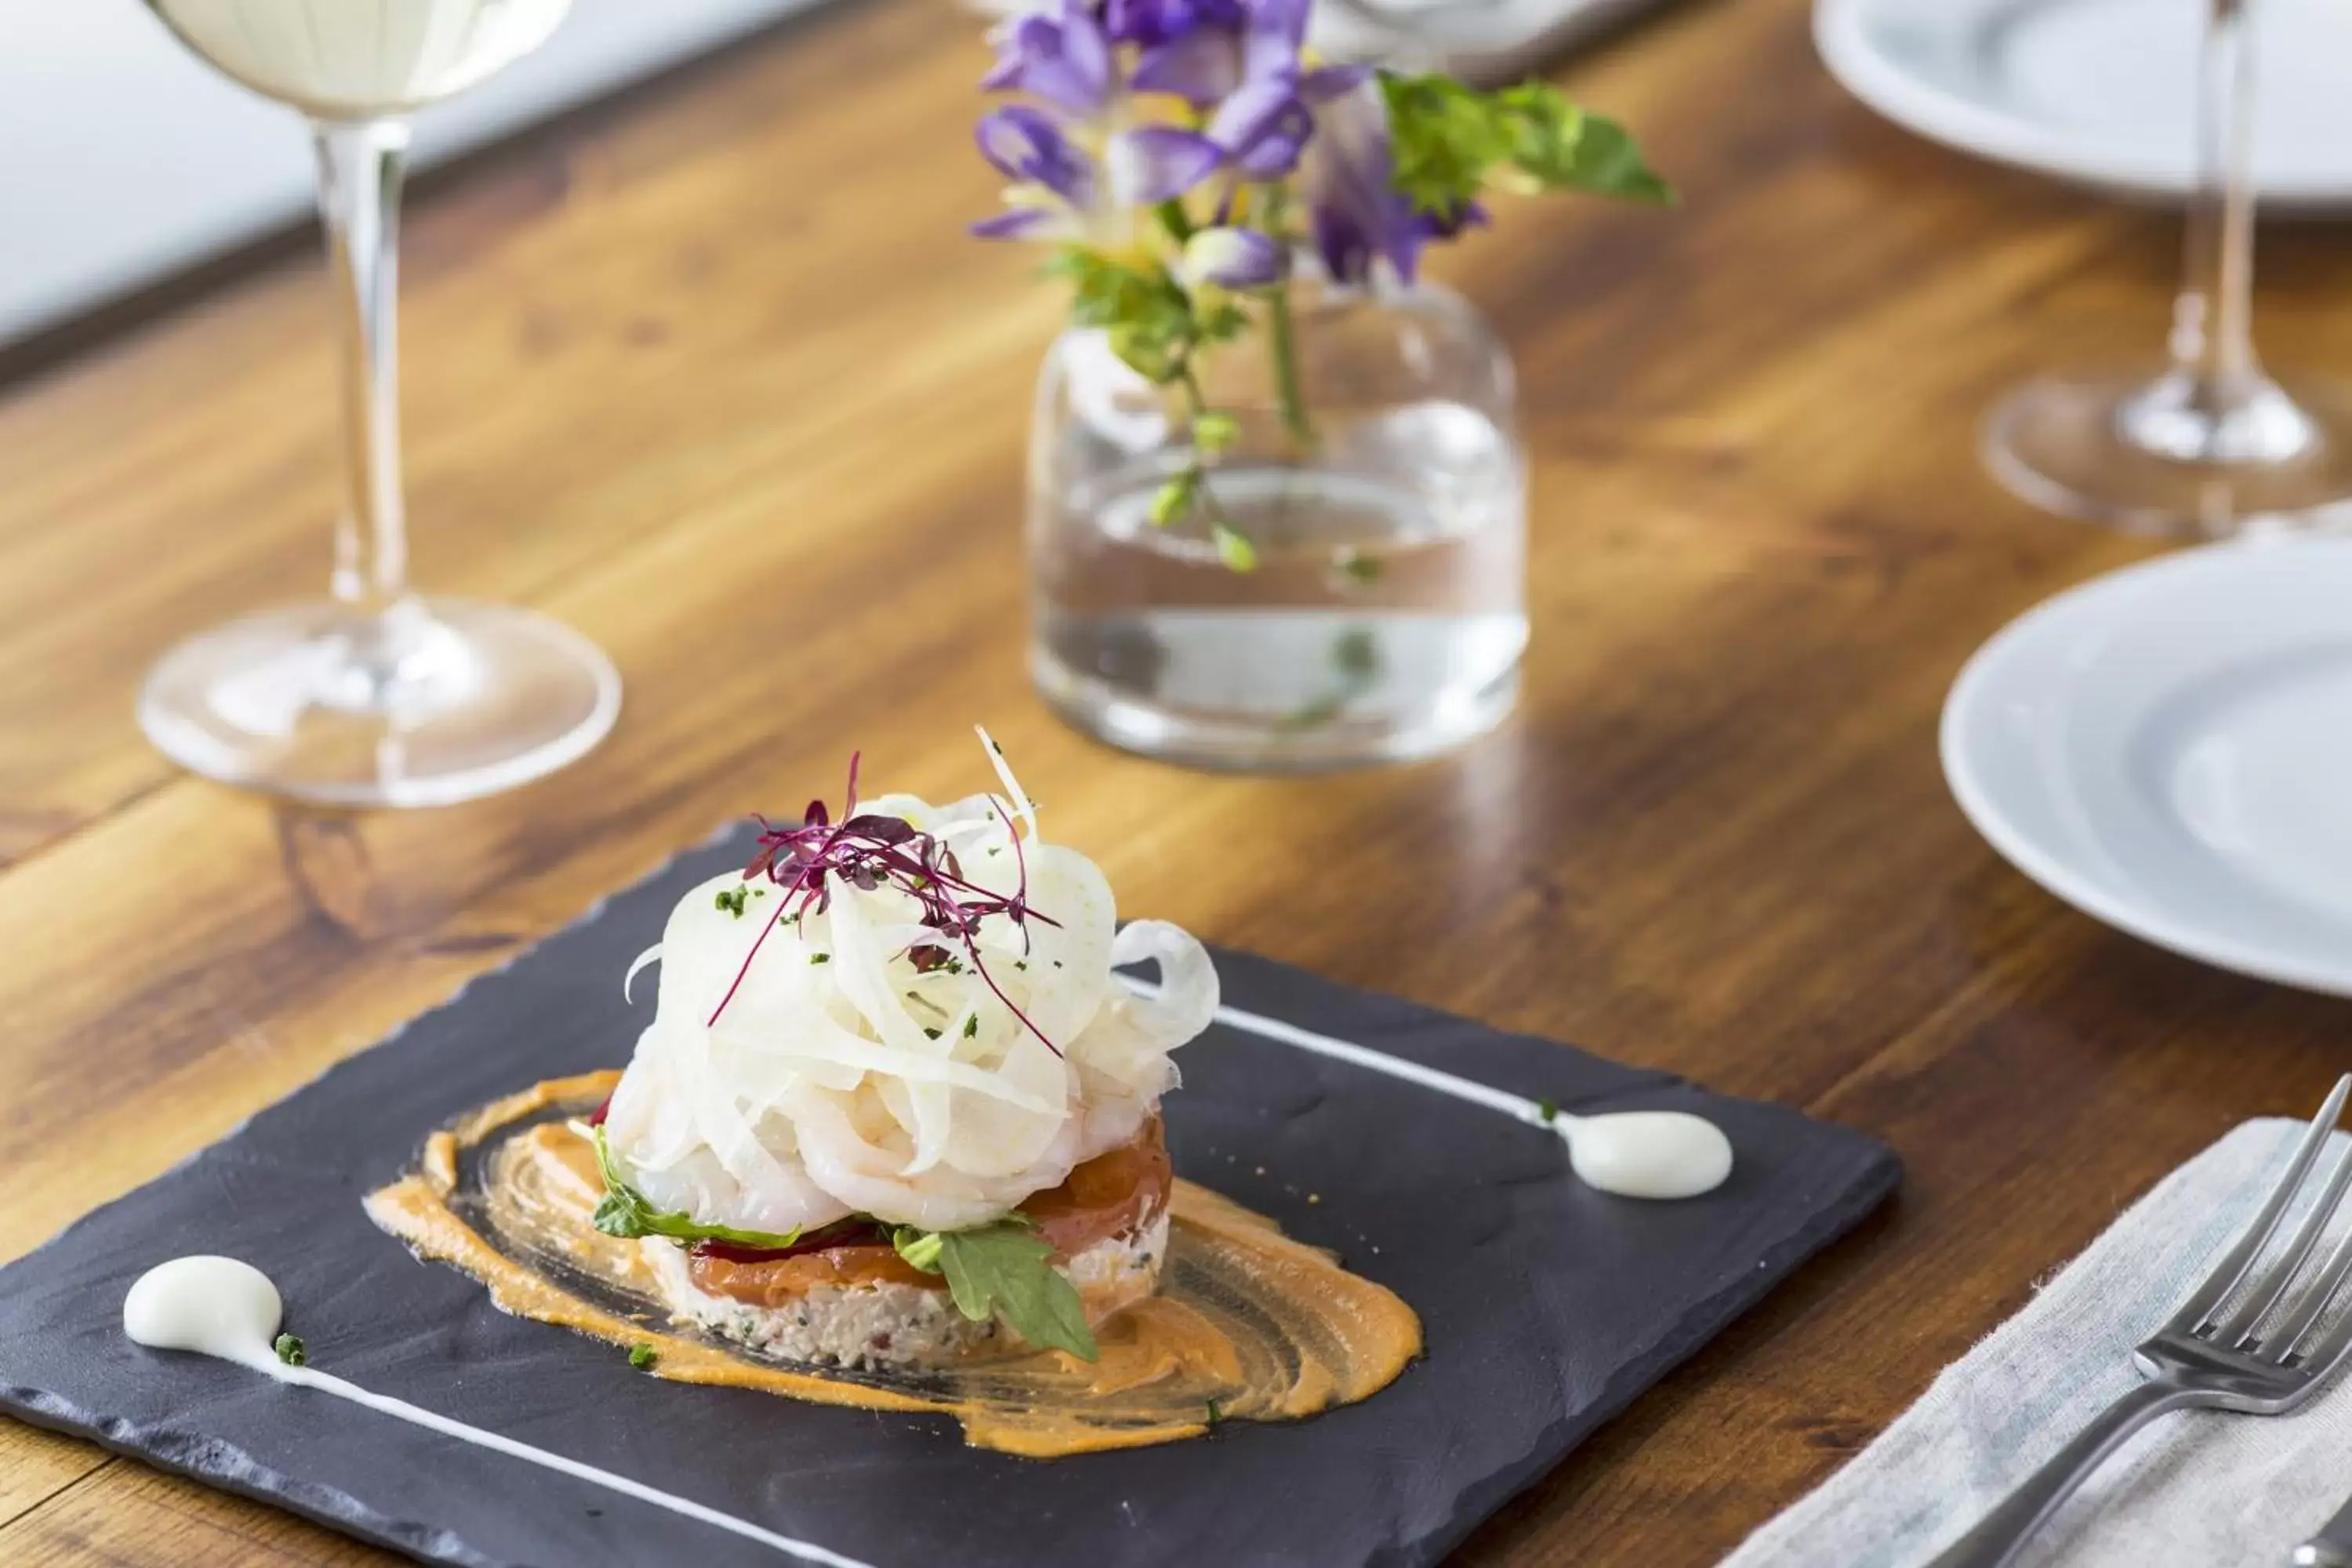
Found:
136,0 -> 621,808
1983,0 -> 2352,536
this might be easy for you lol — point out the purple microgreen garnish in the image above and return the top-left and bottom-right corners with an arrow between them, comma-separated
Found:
708,753 -> 1063,1055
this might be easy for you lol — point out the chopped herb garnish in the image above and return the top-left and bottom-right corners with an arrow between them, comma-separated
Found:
628,1343 -> 658,1370
1536,1097 -> 1559,1123
586,1123 -> 804,1250
924,1026 -> 943,1040
890,1218 -> 1097,1361
1014,960 -> 1027,971
713,745 -> 1062,1058
892,1229 -> 946,1272
273,1334 -> 306,1367
1205,1399 -> 1222,1425
963,1015 -> 979,1038
713,885 -> 750,918
810,953 -> 830,965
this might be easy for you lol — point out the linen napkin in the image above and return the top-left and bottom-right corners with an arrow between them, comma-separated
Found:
1727,1119 -> 2352,1568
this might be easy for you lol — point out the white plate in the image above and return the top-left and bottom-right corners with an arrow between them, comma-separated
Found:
1944,538 -> 2352,995
1815,0 -> 2352,209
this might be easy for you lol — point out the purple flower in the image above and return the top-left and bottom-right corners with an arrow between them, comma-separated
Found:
972,104 -> 1222,243
1208,78 -> 1315,180
1130,0 -> 1308,103
982,0 -> 1114,116
1296,71 -> 1432,285
1179,225 -> 1287,289
1103,0 -> 1243,46
973,104 -> 1096,234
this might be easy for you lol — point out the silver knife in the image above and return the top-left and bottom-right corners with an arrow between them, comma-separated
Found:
2295,1491 -> 2352,1567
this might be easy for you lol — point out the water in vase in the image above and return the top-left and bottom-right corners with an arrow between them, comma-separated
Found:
1033,398 -> 1527,769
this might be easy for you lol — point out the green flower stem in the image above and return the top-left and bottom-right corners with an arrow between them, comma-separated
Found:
1171,365 -> 1257,571
1265,285 -> 1312,448
1250,184 -> 1313,450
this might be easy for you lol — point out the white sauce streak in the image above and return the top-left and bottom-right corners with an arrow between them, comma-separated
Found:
1119,978 -> 1734,1201
122,1257 -> 873,1568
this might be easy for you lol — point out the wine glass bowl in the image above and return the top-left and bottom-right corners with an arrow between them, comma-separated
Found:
145,0 -> 572,118
136,0 -> 620,808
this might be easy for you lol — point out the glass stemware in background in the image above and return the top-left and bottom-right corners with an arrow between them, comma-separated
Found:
137,0 -> 620,808
1983,0 -> 2352,536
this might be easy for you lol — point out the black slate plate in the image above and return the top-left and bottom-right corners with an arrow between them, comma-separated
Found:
0,829 -> 1897,1568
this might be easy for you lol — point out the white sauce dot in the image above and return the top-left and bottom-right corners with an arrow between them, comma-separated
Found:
1559,1111 -> 1735,1200
122,1255 -> 286,1373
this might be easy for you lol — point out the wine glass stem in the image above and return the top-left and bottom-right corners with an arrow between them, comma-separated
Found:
313,117 -> 414,619
2169,0 -> 2259,405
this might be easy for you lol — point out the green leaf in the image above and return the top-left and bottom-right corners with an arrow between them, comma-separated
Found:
1195,300 -> 1251,344
586,1125 -> 804,1250
1381,72 -> 1514,221
1379,73 -> 1671,215
891,1226 -> 946,1272
1543,111 -> 1674,205
1109,322 -> 1182,383
1045,245 -> 1251,388
892,1218 -> 1098,1361
1153,197 -> 1196,244
1148,471 -> 1197,527
1212,523 -> 1259,572
1192,412 -> 1240,455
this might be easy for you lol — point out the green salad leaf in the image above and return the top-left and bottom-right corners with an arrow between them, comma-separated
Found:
586,1123 -> 804,1251
892,1218 -> 1098,1362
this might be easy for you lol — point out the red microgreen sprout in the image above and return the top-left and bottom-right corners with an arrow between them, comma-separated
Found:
706,753 -> 1062,1054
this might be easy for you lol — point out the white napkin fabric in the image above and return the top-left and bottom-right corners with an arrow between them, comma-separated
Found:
1727,1119 -> 2352,1568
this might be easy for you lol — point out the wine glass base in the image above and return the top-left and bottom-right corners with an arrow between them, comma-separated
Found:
139,597 -> 621,808
1984,368 -> 2352,538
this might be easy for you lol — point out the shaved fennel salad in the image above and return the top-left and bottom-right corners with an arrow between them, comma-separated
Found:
590,731 -> 1218,1358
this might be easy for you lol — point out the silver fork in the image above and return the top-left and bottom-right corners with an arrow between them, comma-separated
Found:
1930,1075 -> 2352,1568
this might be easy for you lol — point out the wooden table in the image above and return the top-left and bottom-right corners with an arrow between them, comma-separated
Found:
5,0 -> 2352,1560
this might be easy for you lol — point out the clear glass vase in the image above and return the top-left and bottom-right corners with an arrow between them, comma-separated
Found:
1027,271 -> 1526,771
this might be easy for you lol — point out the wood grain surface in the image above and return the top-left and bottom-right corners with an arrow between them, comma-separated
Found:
5,0 -> 2350,1562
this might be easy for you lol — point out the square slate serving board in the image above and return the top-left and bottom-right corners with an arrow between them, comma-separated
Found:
0,829 -> 1898,1568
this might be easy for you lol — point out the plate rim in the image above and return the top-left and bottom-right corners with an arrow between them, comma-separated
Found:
1940,539 -> 2352,998
1813,0 -> 2352,209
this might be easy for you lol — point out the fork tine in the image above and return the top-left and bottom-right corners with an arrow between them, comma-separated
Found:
2214,1134 -> 2352,1346
2264,1218 -> 2352,1367
2171,1074 -> 2352,1333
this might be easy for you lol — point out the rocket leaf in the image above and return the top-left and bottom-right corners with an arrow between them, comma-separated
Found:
893,1218 -> 1098,1362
